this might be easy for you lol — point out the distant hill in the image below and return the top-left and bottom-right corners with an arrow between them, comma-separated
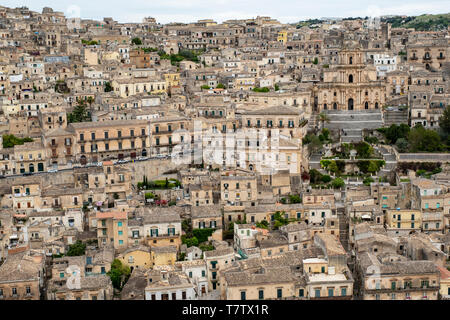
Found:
382,13 -> 450,31
293,13 -> 449,31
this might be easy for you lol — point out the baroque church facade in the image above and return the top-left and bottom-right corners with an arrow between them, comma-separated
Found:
314,41 -> 386,112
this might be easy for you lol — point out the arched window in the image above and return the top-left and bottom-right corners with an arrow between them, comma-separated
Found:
29,163 -> 34,173
333,102 -> 337,110
365,102 -> 369,109
349,74 -> 353,83
375,102 -> 379,109
349,56 -> 353,65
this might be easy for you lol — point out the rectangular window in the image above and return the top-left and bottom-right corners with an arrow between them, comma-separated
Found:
241,291 -> 246,300
277,288 -> 282,298
118,222 -> 123,227
259,290 -> 264,300
328,288 -> 334,297
341,287 -> 347,296
299,289 -> 304,297
315,289 -> 320,298
119,240 -> 123,245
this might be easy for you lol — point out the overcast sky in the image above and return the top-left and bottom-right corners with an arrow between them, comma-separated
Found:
2,0 -> 449,24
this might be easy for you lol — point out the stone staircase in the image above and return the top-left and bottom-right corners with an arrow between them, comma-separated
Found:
323,110 -> 384,143
384,109 -> 408,127
341,129 -> 363,143
338,211 -> 350,251
375,145 -> 398,177
309,153 -> 322,170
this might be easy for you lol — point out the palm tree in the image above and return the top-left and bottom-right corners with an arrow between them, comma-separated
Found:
319,112 -> 330,130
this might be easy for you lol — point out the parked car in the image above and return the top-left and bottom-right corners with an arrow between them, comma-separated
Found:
47,168 -> 58,173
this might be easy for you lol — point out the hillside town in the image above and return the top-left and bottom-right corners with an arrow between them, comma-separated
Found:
0,5 -> 450,301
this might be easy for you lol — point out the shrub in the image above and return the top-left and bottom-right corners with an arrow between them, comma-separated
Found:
182,236 -> 199,247
2,134 -> 33,148
321,175 -> 332,183
66,241 -> 86,256
256,220 -> 269,229
363,176 -> 375,186
331,178 -> 345,189
145,192 -> 155,199
289,195 -> 302,203
253,87 -> 270,92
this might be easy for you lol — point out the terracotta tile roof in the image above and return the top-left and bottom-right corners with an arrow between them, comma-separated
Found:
95,211 -> 127,220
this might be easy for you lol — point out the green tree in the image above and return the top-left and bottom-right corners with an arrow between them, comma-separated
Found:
182,236 -> 199,247
192,228 -> 215,243
131,37 -> 142,45
328,161 -> 339,174
216,83 -> 225,89
395,138 -> 409,152
107,259 -> 131,290
384,124 -> 410,144
367,160 -> 379,173
66,240 -> 86,256
439,105 -> 450,135
272,211 -> 289,229
363,176 -> 375,186
331,177 -> 345,189
68,100 -> 91,123
104,82 -> 113,92
355,142 -> 373,159
309,169 -> 322,184
306,135 -> 323,154
256,220 -> 269,229
408,125 -> 443,152
321,175 -> 332,183
274,83 -> 280,91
